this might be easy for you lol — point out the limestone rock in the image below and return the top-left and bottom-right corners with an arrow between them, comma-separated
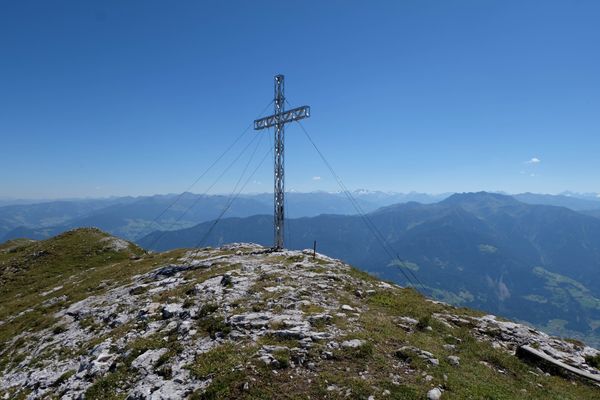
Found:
447,355 -> 460,366
2,242 -> 599,399
427,387 -> 443,400
341,339 -> 366,348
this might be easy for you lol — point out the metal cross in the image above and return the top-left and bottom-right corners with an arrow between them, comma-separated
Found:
254,75 -> 310,250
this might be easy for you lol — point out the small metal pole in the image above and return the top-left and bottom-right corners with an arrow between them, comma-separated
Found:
313,240 -> 316,259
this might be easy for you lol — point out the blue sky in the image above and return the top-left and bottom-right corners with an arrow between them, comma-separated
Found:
1,1 -> 599,198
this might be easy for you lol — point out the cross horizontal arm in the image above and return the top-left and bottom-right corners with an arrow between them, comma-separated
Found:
254,106 -> 311,130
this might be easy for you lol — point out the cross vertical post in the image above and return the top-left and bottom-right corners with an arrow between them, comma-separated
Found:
254,75 -> 311,250
273,75 -> 285,250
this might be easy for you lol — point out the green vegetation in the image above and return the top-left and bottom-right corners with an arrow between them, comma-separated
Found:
53,369 -> 76,386
524,294 -> 548,304
190,343 -> 242,379
84,367 -> 130,400
0,229 -> 152,342
300,303 -> 325,314
335,339 -> 374,360
533,266 -> 600,311
585,354 -> 600,369
189,343 -> 257,399
197,315 -> 231,339
351,285 -> 599,400
427,287 -> 476,306
198,302 -> 219,317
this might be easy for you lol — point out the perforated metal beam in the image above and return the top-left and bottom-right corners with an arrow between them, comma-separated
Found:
254,105 -> 311,131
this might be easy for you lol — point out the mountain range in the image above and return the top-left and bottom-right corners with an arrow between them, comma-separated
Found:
2,190 -> 600,244
0,191 -> 449,242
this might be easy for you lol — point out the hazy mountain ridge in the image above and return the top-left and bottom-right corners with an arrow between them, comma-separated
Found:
4,190 -> 600,244
581,209 -> 600,219
514,192 -> 600,211
0,191 -> 446,242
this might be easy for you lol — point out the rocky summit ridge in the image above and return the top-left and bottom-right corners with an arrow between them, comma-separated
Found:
1,228 -> 600,399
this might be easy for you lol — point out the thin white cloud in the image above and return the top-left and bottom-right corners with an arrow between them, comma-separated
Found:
525,157 -> 541,164
312,176 -> 321,181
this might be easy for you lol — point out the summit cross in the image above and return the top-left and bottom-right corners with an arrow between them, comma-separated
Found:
254,75 -> 311,250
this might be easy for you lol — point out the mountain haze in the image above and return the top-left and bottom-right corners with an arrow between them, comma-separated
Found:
0,191 -> 445,242
514,192 -> 600,211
